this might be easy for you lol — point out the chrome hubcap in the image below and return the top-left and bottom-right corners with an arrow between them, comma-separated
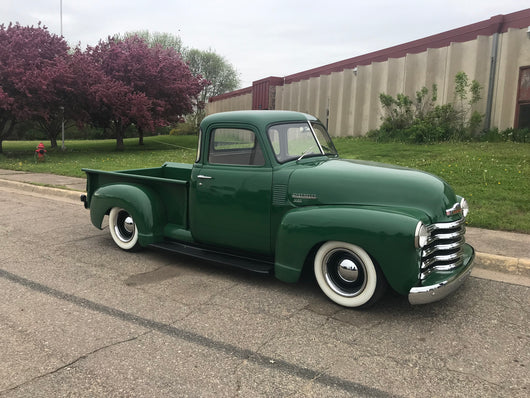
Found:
115,211 -> 135,243
124,216 -> 134,234
337,259 -> 359,282
323,249 -> 367,297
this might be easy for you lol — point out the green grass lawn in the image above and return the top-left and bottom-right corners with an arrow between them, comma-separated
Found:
0,136 -> 199,177
335,139 -> 529,233
1,136 -> 528,233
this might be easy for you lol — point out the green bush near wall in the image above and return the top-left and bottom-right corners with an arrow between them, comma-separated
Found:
366,72 -> 528,144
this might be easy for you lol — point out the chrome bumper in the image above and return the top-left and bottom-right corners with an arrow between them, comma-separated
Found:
408,247 -> 475,305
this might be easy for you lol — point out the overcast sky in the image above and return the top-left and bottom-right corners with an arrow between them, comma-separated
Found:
1,1 -> 529,87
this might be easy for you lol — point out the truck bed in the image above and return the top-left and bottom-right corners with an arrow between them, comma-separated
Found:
83,162 -> 193,235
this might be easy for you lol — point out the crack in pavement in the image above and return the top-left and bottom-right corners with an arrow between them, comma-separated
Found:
1,331 -> 152,394
444,365 -> 504,390
0,267 -> 395,398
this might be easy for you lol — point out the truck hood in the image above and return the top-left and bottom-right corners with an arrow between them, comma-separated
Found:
287,158 -> 458,222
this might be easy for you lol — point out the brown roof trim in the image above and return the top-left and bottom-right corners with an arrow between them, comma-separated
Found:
252,76 -> 284,86
209,86 -> 253,102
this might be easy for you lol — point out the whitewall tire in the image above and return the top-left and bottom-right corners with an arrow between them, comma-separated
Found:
108,207 -> 140,251
314,241 -> 386,308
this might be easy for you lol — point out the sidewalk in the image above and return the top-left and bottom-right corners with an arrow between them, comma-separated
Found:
0,169 -> 86,193
1,169 -> 529,281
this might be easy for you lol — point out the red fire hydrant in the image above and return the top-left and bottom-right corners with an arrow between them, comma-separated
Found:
34,142 -> 47,162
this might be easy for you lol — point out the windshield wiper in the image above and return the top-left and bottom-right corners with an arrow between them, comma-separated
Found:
297,145 -> 318,161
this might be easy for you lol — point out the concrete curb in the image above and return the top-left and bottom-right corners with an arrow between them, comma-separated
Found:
474,252 -> 530,278
0,178 -> 84,202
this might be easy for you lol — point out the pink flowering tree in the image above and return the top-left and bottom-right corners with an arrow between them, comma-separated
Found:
85,36 -> 208,149
1,26 -> 208,152
0,23 -> 70,152
65,48 -> 152,142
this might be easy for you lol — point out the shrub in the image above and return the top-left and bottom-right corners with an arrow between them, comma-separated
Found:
371,72 -> 483,143
170,121 -> 198,136
482,127 -> 529,143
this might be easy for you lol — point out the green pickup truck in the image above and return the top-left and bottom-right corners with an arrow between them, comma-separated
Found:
81,110 -> 475,308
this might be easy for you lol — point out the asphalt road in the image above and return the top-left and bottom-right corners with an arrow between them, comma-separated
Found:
0,187 -> 528,397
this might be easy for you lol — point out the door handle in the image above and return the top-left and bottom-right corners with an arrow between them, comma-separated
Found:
197,174 -> 212,179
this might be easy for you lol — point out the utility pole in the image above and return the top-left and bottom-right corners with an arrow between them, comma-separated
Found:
60,0 -> 66,151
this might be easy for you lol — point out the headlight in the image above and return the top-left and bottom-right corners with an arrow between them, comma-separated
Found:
415,222 -> 429,249
460,197 -> 469,218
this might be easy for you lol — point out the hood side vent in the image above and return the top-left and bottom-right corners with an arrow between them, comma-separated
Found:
272,184 -> 288,206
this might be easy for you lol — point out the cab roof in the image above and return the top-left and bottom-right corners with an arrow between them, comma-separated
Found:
200,110 -> 319,132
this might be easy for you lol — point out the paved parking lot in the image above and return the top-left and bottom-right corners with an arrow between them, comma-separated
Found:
0,187 -> 528,397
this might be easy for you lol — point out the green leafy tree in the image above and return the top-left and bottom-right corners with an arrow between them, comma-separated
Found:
454,71 -> 483,137
184,48 -> 240,129
185,48 -> 240,102
119,30 -> 184,54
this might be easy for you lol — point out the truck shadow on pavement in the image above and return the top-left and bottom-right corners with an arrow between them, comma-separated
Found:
123,246 -> 469,322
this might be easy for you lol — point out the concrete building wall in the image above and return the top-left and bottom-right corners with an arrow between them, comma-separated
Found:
206,92 -> 252,114
494,27 -> 530,129
207,10 -> 530,136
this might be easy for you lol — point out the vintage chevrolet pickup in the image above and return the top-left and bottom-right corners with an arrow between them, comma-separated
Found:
81,110 -> 475,308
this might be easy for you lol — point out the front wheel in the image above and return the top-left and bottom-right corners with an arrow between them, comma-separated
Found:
108,207 -> 140,251
314,241 -> 387,308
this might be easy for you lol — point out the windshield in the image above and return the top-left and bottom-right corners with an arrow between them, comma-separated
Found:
311,122 -> 338,156
267,121 -> 338,163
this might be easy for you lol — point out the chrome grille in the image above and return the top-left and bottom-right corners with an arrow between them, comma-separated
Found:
420,218 -> 466,279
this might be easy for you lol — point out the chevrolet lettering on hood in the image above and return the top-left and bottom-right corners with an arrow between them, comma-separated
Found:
291,193 -> 318,203
82,110 -> 475,309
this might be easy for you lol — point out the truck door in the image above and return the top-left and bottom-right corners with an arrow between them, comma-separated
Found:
190,126 -> 272,255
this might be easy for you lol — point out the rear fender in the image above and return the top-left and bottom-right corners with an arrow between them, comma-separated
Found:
89,184 -> 165,246
274,206 -> 421,295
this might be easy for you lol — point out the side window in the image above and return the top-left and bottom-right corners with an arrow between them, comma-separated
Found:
208,128 -> 265,166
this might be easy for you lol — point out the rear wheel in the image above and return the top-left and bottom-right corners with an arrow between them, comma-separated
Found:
314,241 -> 386,308
108,207 -> 140,251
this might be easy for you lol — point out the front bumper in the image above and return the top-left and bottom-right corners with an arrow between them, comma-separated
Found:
408,244 -> 475,305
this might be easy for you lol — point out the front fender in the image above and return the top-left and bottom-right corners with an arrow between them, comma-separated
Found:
274,206 -> 421,295
89,184 -> 165,246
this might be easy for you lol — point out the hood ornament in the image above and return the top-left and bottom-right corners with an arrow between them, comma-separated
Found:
446,203 -> 462,216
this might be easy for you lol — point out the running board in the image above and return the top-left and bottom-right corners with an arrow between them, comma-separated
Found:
149,241 -> 274,274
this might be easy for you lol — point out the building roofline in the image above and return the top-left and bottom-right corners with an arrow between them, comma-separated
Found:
284,8 -> 530,84
209,86 -> 253,102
